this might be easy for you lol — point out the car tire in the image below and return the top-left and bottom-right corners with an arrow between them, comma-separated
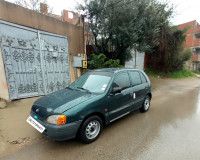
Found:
139,95 -> 150,113
78,115 -> 103,144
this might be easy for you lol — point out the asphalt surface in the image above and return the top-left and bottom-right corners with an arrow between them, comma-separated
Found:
0,77 -> 200,160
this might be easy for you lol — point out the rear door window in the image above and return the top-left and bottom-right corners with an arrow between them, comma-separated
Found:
113,72 -> 131,89
129,71 -> 141,86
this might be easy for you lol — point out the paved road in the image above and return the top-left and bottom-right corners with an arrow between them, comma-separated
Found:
1,77 -> 200,160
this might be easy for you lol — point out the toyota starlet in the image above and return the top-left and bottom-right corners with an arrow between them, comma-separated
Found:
27,68 -> 152,143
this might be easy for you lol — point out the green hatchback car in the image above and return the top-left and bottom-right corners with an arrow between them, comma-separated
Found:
27,68 -> 152,143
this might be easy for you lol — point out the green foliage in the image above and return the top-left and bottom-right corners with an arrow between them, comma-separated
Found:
167,69 -> 197,78
88,53 -> 122,69
78,0 -> 173,64
167,48 -> 193,72
88,54 -> 106,69
145,68 -> 162,78
145,68 -> 197,78
193,71 -> 200,74
146,26 -> 193,72
80,0 -> 189,73
103,59 -> 123,68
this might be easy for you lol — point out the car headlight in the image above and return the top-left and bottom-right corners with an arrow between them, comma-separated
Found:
46,115 -> 67,125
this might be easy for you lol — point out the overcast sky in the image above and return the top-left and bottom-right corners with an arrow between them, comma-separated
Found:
5,0 -> 200,25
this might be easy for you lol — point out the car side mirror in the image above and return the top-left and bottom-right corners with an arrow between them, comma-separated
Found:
111,87 -> 122,95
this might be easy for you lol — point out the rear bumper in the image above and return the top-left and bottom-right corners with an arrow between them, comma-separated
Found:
30,114 -> 82,141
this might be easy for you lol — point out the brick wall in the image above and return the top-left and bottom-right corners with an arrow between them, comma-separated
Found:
178,20 -> 200,50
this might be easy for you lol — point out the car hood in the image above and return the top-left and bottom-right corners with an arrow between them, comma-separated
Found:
31,88 -> 97,119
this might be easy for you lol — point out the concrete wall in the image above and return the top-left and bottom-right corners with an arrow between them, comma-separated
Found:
125,50 -> 145,70
0,0 -> 85,100
0,0 -> 84,56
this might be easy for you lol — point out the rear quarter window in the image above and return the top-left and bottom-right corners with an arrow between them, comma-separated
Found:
129,71 -> 141,86
139,72 -> 147,83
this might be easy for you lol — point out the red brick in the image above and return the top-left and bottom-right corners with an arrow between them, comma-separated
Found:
193,39 -> 200,47
178,20 -> 200,48
185,35 -> 193,47
192,54 -> 198,61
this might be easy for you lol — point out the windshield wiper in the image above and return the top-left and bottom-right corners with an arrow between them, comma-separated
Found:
77,87 -> 91,94
66,87 -> 72,90
66,87 -> 79,91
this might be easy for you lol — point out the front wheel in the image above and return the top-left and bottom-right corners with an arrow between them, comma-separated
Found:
140,95 -> 150,112
78,115 -> 103,144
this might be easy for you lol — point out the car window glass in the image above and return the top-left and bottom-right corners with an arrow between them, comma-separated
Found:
69,73 -> 112,93
113,72 -> 130,89
129,71 -> 141,86
139,72 -> 147,83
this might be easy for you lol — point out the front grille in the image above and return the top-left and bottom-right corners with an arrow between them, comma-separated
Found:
30,110 -> 44,121
31,105 -> 47,120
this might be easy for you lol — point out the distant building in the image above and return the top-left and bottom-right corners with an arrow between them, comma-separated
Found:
40,3 -> 84,27
178,20 -> 200,71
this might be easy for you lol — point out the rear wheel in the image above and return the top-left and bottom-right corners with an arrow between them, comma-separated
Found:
78,115 -> 103,144
140,95 -> 150,112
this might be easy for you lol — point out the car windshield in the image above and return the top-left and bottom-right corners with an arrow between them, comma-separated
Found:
69,72 -> 113,94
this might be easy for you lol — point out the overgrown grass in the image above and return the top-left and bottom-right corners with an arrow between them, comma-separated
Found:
167,69 -> 197,78
145,68 -> 197,78
193,71 -> 200,74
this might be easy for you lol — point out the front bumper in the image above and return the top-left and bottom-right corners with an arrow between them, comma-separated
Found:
30,113 -> 82,141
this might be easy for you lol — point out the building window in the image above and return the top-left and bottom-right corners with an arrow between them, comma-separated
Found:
195,48 -> 200,55
193,63 -> 196,70
68,12 -> 73,19
195,33 -> 200,39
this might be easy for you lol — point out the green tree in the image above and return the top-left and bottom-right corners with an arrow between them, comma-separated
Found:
79,0 -> 173,64
146,25 -> 192,72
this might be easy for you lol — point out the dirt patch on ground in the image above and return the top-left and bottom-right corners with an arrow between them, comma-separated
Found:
0,97 -> 44,157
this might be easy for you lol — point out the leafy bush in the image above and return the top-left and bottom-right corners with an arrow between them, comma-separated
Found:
103,59 -> 122,68
168,48 -> 193,72
146,27 -> 193,73
193,71 -> 200,74
88,54 -> 123,69
87,54 -> 106,69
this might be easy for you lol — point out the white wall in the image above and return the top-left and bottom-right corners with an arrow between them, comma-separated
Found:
125,50 -> 145,70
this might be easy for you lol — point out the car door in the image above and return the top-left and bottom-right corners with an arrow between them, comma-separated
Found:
139,71 -> 150,98
107,72 -> 133,122
128,71 -> 145,109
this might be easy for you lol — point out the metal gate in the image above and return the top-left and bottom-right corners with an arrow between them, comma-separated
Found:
0,20 -> 70,100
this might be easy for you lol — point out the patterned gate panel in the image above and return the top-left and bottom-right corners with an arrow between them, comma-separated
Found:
0,21 -> 70,100
40,32 -> 70,94
0,22 -> 41,99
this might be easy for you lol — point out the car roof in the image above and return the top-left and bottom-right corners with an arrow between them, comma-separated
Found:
90,68 -> 142,74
